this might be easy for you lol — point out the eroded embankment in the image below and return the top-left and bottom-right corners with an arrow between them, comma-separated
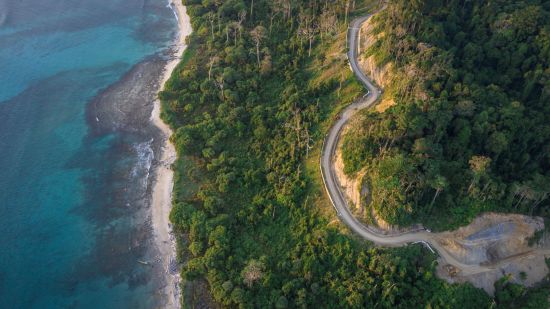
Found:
331,14 -> 550,295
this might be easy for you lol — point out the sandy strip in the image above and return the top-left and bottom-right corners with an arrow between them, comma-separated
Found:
150,1 -> 192,308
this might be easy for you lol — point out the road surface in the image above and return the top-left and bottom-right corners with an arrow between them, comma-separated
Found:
319,14 -> 495,275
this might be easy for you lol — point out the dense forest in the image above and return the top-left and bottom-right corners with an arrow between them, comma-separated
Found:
343,0 -> 550,229
161,0 -> 549,307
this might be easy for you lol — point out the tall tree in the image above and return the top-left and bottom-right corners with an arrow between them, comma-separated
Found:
250,25 -> 266,67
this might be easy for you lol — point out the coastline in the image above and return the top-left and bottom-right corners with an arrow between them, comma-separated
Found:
150,1 -> 191,308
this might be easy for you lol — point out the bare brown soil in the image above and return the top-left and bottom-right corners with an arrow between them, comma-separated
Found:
334,123 -> 424,234
340,16 -> 550,295
334,119 -> 365,213
434,213 -> 550,294
356,18 -> 395,112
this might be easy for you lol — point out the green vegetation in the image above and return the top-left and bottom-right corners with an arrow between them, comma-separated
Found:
156,0 -> 523,307
494,275 -> 550,308
343,0 -> 550,229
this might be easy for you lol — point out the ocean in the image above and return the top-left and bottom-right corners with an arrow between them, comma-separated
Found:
0,0 -> 179,307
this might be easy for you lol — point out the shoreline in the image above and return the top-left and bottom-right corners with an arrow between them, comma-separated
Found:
150,1 -> 192,308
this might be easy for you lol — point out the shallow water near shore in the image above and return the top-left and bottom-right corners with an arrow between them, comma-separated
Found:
0,0 -> 178,307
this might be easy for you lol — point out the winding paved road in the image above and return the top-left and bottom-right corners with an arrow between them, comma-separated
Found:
320,15 -> 494,275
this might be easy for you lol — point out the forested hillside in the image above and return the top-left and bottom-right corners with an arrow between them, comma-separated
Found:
343,0 -> 550,229
161,0 -> 548,307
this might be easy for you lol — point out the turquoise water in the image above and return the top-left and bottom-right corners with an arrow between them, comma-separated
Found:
0,0 -> 177,307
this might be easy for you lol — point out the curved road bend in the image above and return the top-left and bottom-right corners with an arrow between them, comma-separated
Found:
320,15 -> 493,275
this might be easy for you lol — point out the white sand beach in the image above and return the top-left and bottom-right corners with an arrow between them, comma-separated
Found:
150,1 -> 191,308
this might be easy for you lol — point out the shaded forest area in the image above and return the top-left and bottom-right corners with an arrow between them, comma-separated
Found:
343,0 -> 550,229
162,0 -> 549,307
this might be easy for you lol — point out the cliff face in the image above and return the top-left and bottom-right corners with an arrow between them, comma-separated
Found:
337,16 -> 394,225
333,17 -> 396,226
356,17 -> 391,87
334,116 -> 369,220
357,17 -> 395,112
